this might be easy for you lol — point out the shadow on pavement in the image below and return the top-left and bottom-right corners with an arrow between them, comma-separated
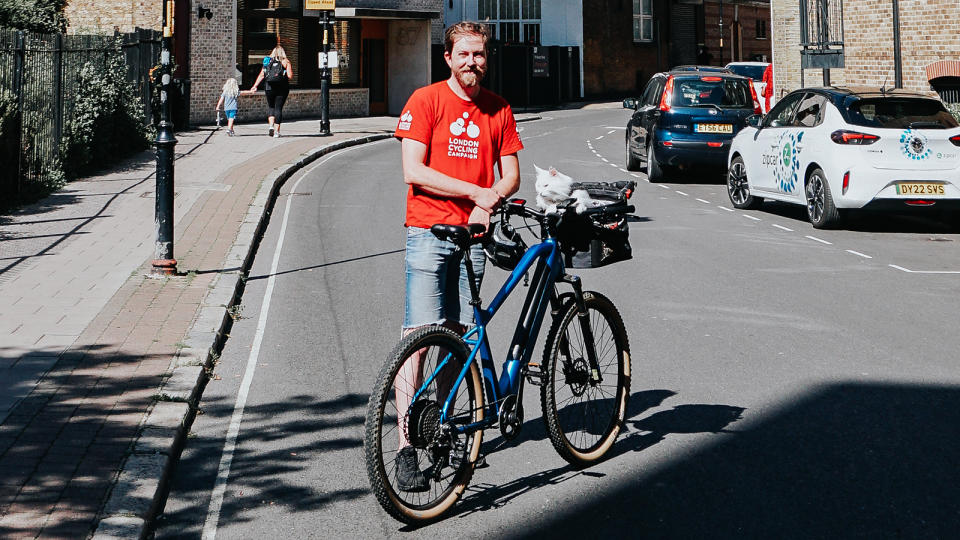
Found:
519,381 -> 960,538
759,201 -> 959,235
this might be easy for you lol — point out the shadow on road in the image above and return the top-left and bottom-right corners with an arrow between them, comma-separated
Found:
518,381 -> 960,538
760,201 -> 959,235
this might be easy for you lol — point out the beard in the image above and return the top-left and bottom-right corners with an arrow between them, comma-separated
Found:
454,66 -> 485,88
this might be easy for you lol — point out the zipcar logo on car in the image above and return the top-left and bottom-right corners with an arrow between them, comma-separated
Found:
900,129 -> 931,160
773,131 -> 804,193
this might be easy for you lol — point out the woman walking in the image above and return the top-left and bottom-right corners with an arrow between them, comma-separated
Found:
245,46 -> 292,137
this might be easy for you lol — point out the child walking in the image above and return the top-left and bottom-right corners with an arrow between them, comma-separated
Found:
216,78 -> 239,136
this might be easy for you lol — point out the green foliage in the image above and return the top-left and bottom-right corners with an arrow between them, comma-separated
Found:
62,39 -> 150,178
0,0 -> 67,33
946,102 -> 960,123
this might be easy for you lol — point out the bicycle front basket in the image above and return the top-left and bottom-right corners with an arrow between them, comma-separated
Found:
558,209 -> 632,269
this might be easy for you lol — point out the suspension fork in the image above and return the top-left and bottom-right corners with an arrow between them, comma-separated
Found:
558,274 -> 602,384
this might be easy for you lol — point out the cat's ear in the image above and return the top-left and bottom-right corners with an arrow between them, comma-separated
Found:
549,167 -> 558,176
533,164 -> 546,174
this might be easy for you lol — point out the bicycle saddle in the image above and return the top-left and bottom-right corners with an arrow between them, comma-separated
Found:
430,223 -> 486,247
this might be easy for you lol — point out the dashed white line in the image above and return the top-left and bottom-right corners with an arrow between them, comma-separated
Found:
594,136 -> 604,140
600,157 -> 609,162
771,223 -> 794,232
610,163 -> 619,168
846,250 -> 873,259
718,206 -> 734,212
805,235 -> 832,245
618,168 -> 628,172
889,264 -> 960,274
696,198 -> 710,204
630,173 -> 642,178
675,191 -> 689,196
658,184 -> 670,190
606,130 -> 617,135
742,214 -> 761,221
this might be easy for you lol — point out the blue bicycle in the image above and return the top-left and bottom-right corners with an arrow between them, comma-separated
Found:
364,186 -> 635,524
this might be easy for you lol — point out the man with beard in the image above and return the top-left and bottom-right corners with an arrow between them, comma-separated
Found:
391,21 -> 523,492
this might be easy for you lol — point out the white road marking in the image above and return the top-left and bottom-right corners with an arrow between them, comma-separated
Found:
675,191 -> 689,196
771,223 -> 794,232
630,173 -> 642,178
604,126 -> 623,129
610,163 -> 619,168
595,136 -> 604,140
659,184 -> 670,189
606,130 -> 617,135
805,235 -> 832,245
718,206 -> 734,212
846,250 -> 873,259
201,145 -> 367,540
696,198 -> 710,204
742,214 -> 761,221
889,264 -> 960,274
601,157 -> 609,162
619,168 -> 628,172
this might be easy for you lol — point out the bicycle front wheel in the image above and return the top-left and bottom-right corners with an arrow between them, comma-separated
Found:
364,326 -> 484,524
540,291 -> 630,467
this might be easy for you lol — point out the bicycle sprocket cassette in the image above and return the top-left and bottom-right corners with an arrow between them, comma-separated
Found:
406,399 -> 441,448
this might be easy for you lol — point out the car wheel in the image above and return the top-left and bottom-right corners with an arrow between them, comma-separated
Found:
727,155 -> 763,210
626,135 -> 642,171
805,168 -> 840,229
646,142 -> 665,182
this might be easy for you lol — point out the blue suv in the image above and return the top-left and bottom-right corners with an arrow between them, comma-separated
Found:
624,69 -> 761,181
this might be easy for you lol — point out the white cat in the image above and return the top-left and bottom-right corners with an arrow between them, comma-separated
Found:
533,164 -> 597,214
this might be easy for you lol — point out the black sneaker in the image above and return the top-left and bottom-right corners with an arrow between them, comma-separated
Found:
396,446 -> 428,492
268,127 -> 274,137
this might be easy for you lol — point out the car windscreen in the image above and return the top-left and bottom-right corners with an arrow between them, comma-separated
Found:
846,98 -> 959,129
673,78 -> 751,108
726,64 -> 766,80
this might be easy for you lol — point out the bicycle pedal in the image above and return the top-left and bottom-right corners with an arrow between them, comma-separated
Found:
523,363 -> 545,386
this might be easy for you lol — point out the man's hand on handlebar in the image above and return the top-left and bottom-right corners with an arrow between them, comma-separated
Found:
467,206 -> 491,232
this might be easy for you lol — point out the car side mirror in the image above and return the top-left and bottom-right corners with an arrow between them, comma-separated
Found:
746,114 -> 763,128
623,98 -> 638,110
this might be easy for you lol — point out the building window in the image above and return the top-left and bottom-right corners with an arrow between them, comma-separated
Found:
633,0 -> 653,43
237,0 -> 303,87
478,0 -> 541,45
756,18 -> 768,39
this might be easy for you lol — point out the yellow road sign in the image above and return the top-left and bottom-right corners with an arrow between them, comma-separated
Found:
305,0 -> 335,9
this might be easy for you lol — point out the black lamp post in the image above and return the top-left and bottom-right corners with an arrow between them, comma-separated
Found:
153,0 -> 178,276
319,10 -> 332,136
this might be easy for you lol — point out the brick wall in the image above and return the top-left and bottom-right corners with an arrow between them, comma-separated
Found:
771,0 -> 960,98
226,88 -> 370,124
64,1 -> 161,33
189,0 -> 236,125
703,2 -> 772,65
582,0 -> 662,96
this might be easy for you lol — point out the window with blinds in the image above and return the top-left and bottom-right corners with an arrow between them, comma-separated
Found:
478,0 -> 541,45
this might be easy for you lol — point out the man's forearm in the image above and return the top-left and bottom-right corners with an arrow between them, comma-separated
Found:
404,161 -> 480,199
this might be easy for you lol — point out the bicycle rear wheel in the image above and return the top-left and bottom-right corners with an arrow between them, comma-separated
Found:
364,326 -> 484,524
540,291 -> 630,467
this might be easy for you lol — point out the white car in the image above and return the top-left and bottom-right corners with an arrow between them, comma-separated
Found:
726,87 -> 960,229
725,62 -> 770,111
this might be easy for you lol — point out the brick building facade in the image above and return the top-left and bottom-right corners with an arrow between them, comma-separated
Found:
771,0 -> 960,103
62,0 -> 442,125
582,0 -> 771,98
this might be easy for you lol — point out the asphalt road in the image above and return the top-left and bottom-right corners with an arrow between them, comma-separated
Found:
156,104 -> 960,539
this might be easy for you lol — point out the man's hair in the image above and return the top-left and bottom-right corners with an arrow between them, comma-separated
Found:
444,22 -> 489,54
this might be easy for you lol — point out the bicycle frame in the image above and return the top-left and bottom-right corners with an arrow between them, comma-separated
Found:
411,236 -> 573,435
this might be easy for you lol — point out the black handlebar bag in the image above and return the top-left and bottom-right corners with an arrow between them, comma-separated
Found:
557,182 -> 634,269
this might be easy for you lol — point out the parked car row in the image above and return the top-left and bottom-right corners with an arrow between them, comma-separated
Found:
624,69 -> 960,229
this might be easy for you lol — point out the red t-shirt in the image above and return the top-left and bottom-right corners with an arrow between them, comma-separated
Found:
394,81 -> 524,228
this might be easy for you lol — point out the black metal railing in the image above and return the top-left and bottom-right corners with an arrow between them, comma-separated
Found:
799,0 -> 844,49
0,26 -> 160,206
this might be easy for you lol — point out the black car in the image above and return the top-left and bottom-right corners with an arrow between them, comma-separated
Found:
624,69 -> 761,181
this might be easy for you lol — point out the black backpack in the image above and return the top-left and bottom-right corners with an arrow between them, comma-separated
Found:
264,58 -> 286,83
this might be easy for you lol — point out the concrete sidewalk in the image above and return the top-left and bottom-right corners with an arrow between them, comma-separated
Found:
0,112 -> 539,538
